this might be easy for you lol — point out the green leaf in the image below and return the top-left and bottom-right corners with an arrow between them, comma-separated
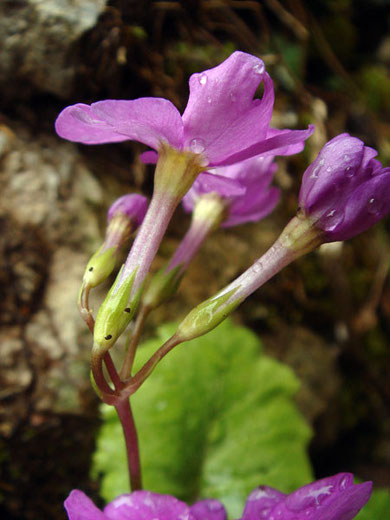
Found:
356,488 -> 390,520
92,320 -> 313,518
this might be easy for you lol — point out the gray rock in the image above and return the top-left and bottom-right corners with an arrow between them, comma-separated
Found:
0,0 -> 107,98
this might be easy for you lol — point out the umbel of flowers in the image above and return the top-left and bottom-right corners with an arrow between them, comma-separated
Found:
55,51 -> 390,519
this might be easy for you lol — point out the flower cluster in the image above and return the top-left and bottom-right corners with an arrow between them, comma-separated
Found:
55,50 -> 388,520
65,473 -> 372,520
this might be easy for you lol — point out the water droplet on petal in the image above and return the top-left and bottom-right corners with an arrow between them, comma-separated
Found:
310,158 -> 325,179
207,96 -> 212,104
345,166 -> 354,178
253,62 -> 265,75
189,137 -> 205,154
326,166 -> 332,173
199,73 -> 208,85
367,197 -> 383,216
286,484 -> 334,512
260,508 -> 271,518
230,92 -> 236,102
339,475 -> 352,490
324,209 -> 344,231
344,154 -> 350,162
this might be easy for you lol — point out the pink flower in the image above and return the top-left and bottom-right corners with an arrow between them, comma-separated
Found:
64,473 -> 371,520
55,52 -> 313,168
182,155 -> 280,227
64,490 -> 226,520
299,133 -> 390,241
241,473 -> 372,520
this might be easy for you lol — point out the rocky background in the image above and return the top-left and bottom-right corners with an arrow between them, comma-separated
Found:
0,1 -> 390,518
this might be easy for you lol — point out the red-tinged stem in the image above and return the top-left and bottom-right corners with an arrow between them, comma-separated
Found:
79,283 -> 95,333
104,352 -> 123,391
120,334 -> 180,398
115,398 -> 142,491
91,352 -> 115,396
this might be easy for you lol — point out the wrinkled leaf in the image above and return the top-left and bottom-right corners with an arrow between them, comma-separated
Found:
92,320 -> 313,518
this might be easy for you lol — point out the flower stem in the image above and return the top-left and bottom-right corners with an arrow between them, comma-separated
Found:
120,304 -> 151,380
104,352 -> 123,391
121,334 -> 180,397
115,398 -> 142,491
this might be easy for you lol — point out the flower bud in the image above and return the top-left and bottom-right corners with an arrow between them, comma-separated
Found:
299,133 -> 390,241
82,194 -> 148,290
176,288 -> 242,342
93,268 -> 141,354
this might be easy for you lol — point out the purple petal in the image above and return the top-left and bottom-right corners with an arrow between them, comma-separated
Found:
241,486 -> 286,520
241,474 -> 372,520
212,125 -> 315,166
55,104 -> 131,145
218,155 -> 276,183
64,490 -> 107,520
140,150 -> 159,164
182,51 -> 274,165
281,473 -> 372,520
324,168 -> 390,241
299,134 -> 365,211
103,491 -> 195,520
223,186 -> 280,227
265,127 -> 311,156
190,499 -> 227,520
56,98 -> 183,149
107,194 -> 148,226
182,172 -> 246,213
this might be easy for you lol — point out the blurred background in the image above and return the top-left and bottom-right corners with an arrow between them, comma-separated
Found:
0,0 -> 390,518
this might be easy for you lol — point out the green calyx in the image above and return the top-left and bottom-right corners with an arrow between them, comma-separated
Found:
83,246 -> 117,288
143,265 -> 183,309
93,267 -> 141,354
279,213 -> 325,257
176,287 -> 242,342
154,142 -> 205,201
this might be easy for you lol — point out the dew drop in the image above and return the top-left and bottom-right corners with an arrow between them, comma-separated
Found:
345,166 -> 354,178
260,508 -> 271,518
367,197 -> 383,215
339,475 -> 351,490
310,158 -> 325,179
199,73 -> 208,85
189,137 -> 205,154
326,166 -> 332,173
253,62 -> 265,75
323,209 -> 344,231
343,154 -> 350,162
207,96 -> 212,104
252,262 -> 263,274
